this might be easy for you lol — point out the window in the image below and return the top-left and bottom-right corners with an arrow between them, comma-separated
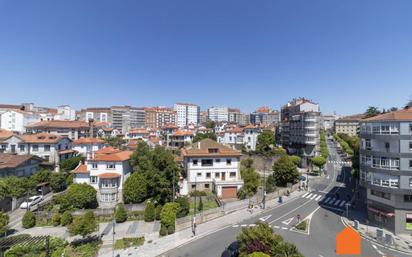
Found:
405,195 -> 412,202
197,172 -> 202,177
215,159 -> 220,163
371,189 -> 391,200
90,176 -> 98,184
230,172 -> 236,178
201,159 -> 213,167
226,159 -> 232,165
205,184 -> 210,189
206,172 -> 211,179
91,163 -> 98,169
409,142 -> 412,151
102,179 -> 117,188
32,145 -> 39,152
208,148 -> 219,154
215,172 -> 220,178
106,163 -> 115,169
406,214 -> 412,230
44,145 -> 51,152
193,160 -> 198,166
410,160 -> 412,168
191,184 -> 196,189
19,145 -> 25,152
410,124 -> 412,132
44,155 -> 49,162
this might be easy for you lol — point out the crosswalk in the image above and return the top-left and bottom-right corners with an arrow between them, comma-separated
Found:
301,192 -> 350,210
328,160 -> 352,165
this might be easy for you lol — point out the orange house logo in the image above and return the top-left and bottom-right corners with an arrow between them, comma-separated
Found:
336,226 -> 361,255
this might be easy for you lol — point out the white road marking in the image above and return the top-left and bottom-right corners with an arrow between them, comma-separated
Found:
310,194 -> 318,200
269,200 -> 314,225
248,224 -> 256,227
339,201 -> 346,207
302,192 -> 310,198
324,197 -> 331,204
259,215 -> 272,222
282,217 -> 294,225
281,227 -> 288,230
233,225 -> 239,228
241,224 -> 247,227
273,225 -> 280,229
372,244 -> 378,250
315,195 -> 322,201
305,193 -> 313,199
334,200 -> 341,206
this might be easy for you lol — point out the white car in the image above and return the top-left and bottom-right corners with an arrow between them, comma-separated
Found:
20,195 -> 43,209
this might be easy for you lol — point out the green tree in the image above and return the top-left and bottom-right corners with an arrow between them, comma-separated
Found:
54,183 -> 97,212
123,172 -> 148,204
155,205 -> 162,220
204,120 -> 216,129
192,133 -> 217,143
237,222 -> 283,256
364,106 -> 381,118
310,156 -> 327,173
256,130 -> 276,156
160,202 -> 179,235
30,169 -> 51,185
238,166 -> 260,199
198,197 -> 203,212
59,156 -> 84,172
288,156 -> 301,166
52,213 -> 61,226
22,211 -> 36,229
0,211 -> 9,235
241,158 -> 254,169
274,241 -> 304,257
144,201 -> 155,222
270,155 -> 300,187
69,210 -> 97,238
115,203 -> 128,223
60,211 -> 73,226
175,197 -> 190,218
104,136 -> 126,149
1,177 -> 31,199
49,172 -> 66,192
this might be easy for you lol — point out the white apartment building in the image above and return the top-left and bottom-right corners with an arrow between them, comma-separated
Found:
26,120 -> 96,140
72,137 -> 106,157
335,114 -> 366,137
73,147 -> 133,208
174,103 -> 200,128
54,105 -> 76,121
0,110 -> 41,134
208,106 -> 229,123
220,125 -> 261,151
124,128 -> 150,141
181,139 -> 243,199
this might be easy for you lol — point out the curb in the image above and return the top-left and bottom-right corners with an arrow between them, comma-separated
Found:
341,217 -> 412,256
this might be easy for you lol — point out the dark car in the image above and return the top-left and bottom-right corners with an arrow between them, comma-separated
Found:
221,242 -> 239,257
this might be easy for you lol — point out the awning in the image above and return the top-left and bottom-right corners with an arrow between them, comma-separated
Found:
368,207 -> 394,217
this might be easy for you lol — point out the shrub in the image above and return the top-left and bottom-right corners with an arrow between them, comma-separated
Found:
159,224 -> 167,237
175,197 -> 189,218
189,191 -> 207,197
123,172 -> 148,204
115,204 -> 128,223
52,213 -> 61,226
160,203 -> 179,236
68,210 -> 97,238
167,224 -> 175,234
295,220 -> 307,231
248,252 -> 270,257
60,211 -> 73,226
22,211 -> 36,229
155,205 -> 162,220
144,201 -> 155,222
198,197 -> 203,212
54,183 -> 97,213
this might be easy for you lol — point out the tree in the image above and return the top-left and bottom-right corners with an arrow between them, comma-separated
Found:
256,130 -> 276,156
22,211 -> 36,229
115,203 -> 128,223
0,211 -> 9,235
310,156 -> 327,173
238,166 -> 260,199
60,211 -> 73,226
54,183 -> 97,212
104,135 -> 126,149
175,197 -> 190,218
30,169 -> 51,185
69,210 -> 97,238
364,106 -> 381,118
204,120 -> 216,129
288,156 -> 301,167
198,197 -> 203,212
237,222 -> 283,256
192,133 -> 217,143
1,177 -> 31,199
274,242 -> 304,257
144,201 -> 155,222
241,158 -> 254,169
270,155 -> 300,187
123,172 -> 148,204
59,156 -> 84,172
49,172 -> 66,192
160,203 -> 179,235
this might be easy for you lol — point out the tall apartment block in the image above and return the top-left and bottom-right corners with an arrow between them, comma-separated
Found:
144,107 -> 177,129
78,108 -> 112,123
250,106 -> 280,126
281,98 -> 321,166
208,106 -> 229,123
111,106 -> 145,134
359,107 -> 412,235
174,103 -> 200,128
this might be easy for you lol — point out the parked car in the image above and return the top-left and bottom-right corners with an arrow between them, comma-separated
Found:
20,195 -> 43,209
221,242 -> 239,257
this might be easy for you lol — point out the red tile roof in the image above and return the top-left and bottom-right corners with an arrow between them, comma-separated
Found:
181,139 -> 241,157
26,120 -> 90,129
364,108 -> 412,122
73,137 -> 105,145
73,164 -> 88,174
98,173 -> 121,179
20,133 -> 65,143
0,129 -> 14,140
0,153 -> 43,169
93,147 -> 133,162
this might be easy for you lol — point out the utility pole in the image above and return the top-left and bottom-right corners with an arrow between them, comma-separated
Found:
192,175 -> 197,236
172,169 -> 175,202
112,219 -> 116,257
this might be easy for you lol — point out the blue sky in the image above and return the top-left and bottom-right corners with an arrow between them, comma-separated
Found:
0,0 -> 411,115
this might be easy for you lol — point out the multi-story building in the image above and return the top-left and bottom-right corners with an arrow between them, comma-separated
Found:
78,108 -> 111,123
124,128 -> 150,141
180,139 -> 243,199
73,147 -> 133,208
0,110 -> 41,134
359,107 -> 412,235
335,114 -> 366,137
54,105 -> 76,121
0,153 -> 43,177
26,120 -> 96,140
200,111 -> 208,125
219,125 -> 261,151
250,107 -> 280,126
281,98 -> 321,166
144,107 -> 177,129
166,130 -> 194,150
208,106 -> 229,123
174,103 -> 200,127
228,108 -> 241,124
320,114 -> 339,131
238,113 -> 251,126
111,106 -> 145,134
72,137 -> 106,157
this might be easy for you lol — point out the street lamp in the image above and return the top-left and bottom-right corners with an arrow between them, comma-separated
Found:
192,175 -> 197,236
112,219 -> 116,257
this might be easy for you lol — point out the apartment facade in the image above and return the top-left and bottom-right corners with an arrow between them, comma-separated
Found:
181,139 -> 243,199
174,103 -> 200,127
166,130 -> 194,150
0,153 -> 43,177
26,120 -> 94,140
111,106 -> 145,134
73,147 -> 133,208
208,106 -> 229,123
144,107 -> 177,129
78,108 -> 112,123
359,107 -> 412,235
228,108 -> 241,124
250,107 -> 280,126
281,98 -> 321,166
335,114 -> 366,137
0,110 -> 41,134
72,137 -> 106,157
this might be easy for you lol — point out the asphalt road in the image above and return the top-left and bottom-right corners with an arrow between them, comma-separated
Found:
161,140 -> 411,257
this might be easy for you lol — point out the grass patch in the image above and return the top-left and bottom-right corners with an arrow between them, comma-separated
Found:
188,197 -> 218,215
114,237 -> 145,250
295,220 -> 307,231
127,210 -> 144,221
64,241 -> 101,257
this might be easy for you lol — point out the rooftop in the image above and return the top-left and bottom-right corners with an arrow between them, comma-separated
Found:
181,138 -> 241,157
20,133 -> 65,144
0,153 -> 43,169
26,120 -> 90,129
364,107 -> 412,122
73,137 -> 105,145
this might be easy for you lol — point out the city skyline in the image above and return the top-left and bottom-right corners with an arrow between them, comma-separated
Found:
1,0 -> 411,114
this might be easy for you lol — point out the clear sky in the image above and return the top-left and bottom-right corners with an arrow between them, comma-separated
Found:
0,0 -> 411,115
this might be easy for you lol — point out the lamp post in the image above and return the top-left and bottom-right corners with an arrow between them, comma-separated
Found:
192,175 -> 197,236
112,219 -> 116,257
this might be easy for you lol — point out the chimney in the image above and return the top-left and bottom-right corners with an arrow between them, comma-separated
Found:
89,118 -> 94,137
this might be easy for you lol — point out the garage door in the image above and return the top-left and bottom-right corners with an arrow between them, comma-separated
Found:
222,186 -> 237,199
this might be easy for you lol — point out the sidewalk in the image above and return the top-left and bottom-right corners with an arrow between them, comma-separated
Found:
98,189 -> 306,257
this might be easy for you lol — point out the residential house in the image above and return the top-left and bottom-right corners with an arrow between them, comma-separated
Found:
335,114 -> 366,137
167,130 -> 194,150
25,120 -> 97,140
0,153 -> 43,177
0,110 -> 41,134
72,137 -> 106,157
181,139 -> 243,199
